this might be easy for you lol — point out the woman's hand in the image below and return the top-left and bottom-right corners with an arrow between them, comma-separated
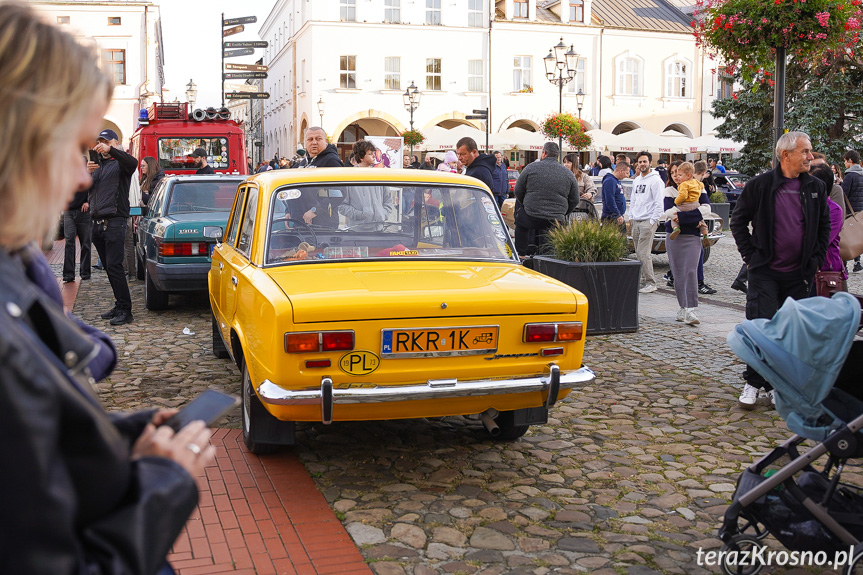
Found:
131,420 -> 215,477
150,409 -> 178,427
580,191 -> 594,200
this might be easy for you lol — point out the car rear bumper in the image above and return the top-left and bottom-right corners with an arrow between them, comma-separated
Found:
148,260 -> 211,292
257,364 -> 595,422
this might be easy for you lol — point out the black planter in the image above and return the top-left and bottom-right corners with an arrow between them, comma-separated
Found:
712,202 -> 731,230
530,256 -> 642,335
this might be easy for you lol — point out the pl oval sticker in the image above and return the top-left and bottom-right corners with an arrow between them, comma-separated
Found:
339,350 -> 380,376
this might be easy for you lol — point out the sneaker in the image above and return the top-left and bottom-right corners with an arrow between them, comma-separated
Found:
639,283 -> 657,294
109,310 -> 133,326
768,390 -> 776,407
730,279 -> 748,294
739,383 -> 759,409
669,227 -> 681,240
854,262 -> 863,273
666,278 -> 674,287
684,308 -> 700,325
62,277 -> 75,283
676,307 -> 686,322
100,307 -> 118,319
699,283 -> 718,295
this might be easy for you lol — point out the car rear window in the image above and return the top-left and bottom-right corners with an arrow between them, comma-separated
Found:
265,184 -> 516,265
167,181 -> 241,215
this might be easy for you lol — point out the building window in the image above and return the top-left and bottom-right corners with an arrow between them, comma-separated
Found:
468,59 -> 483,92
384,0 -> 400,23
513,0 -> 528,18
340,0 -> 356,21
426,0 -> 441,25
108,16 -> 121,25
569,0 -> 584,22
426,58 -> 441,91
567,58 -> 586,94
340,55 -> 356,89
718,72 -> 734,100
616,57 -> 641,96
57,15 -> 70,24
513,56 -> 532,92
384,57 -> 400,90
666,60 -> 689,98
468,0 -> 483,27
102,49 -> 126,84
301,59 -> 306,91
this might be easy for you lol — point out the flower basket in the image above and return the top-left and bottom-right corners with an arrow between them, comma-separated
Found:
693,0 -> 863,74
401,130 -> 424,147
540,113 -> 592,151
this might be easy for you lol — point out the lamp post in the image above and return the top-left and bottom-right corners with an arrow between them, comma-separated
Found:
317,97 -> 325,128
403,80 -> 421,159
576,89 -> 585,168
185,79 -> 197,107
544,38 -> 578,161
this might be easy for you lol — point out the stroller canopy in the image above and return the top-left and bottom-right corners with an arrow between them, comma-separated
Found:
727,292 -> 862,441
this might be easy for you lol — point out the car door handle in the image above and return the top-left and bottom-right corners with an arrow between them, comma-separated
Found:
231,276 -> 238,286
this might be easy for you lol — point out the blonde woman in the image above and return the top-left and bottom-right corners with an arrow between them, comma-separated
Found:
0,4 -> 213,573
563,153 -> 597,220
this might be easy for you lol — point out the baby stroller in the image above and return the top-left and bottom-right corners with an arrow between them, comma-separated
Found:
719,292 -> 863,575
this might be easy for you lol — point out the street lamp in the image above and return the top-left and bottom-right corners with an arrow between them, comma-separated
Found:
576,89 -> 585,168
544,38 -> 578,161
185,79 -> 197,107
403,80 -> 421,158
317,97 -> 325,127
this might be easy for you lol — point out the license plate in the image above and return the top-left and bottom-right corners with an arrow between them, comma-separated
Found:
381,326 -> 499,358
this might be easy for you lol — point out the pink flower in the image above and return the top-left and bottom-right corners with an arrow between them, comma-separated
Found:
816,11 -> 830,26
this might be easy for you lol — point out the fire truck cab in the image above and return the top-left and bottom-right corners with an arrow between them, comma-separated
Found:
129,102 -> 247,176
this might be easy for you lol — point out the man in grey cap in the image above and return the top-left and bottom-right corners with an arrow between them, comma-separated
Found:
189,148 -> 214,174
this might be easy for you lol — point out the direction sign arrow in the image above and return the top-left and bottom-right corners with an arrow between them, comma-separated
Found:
223,48 -> 254,58
225,63 -> 268,72
472,109 -> 488,115
223,72 -> 268,79
224,16 -> 257,26
225,82 -> 259,93
465,115 -> 487,120
223,41 -> 268,49
223,25 -> 244,37
226,92 -> 270,100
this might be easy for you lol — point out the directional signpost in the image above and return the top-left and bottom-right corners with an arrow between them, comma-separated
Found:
225,83 -> 259,93
465,108 -> 489,150
221,14 -> 268,106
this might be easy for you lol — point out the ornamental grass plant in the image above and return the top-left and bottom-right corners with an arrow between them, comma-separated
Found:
545,219 -> 628,263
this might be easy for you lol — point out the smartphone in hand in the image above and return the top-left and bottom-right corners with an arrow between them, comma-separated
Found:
88,150 -> 100,164
163,390 -> 240,432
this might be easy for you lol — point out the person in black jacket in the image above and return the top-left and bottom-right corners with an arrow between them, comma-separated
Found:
842,149 -> 863,271
293,127 -> 344,227
62,161 -> 92,282
139,155 -> 165,206
88,128 -> 139,325
730,131 -> 831,409
0,5 -> 214,573
456,136 -> 495,190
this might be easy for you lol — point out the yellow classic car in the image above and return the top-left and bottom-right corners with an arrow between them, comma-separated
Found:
209,168 -> 594,453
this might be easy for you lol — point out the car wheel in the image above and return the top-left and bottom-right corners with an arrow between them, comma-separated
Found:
135,251 -> 145,281
211,313 -> 229,359
702,244 -> 711,263
493,410 -> 530,441
144,266 -> 169,310
241,362 -> 285,454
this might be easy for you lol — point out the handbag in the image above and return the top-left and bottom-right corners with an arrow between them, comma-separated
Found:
814,270 -> 844,298
839,195 -> 863,261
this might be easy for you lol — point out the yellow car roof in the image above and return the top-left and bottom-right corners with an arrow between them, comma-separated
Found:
246,168 -> 491,193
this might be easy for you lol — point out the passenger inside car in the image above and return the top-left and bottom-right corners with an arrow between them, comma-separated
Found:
338,185 -> 394,231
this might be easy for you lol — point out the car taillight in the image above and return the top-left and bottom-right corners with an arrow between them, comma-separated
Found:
157,240 -> 209,257
285,331 -> 354,353
523,322 -> 583,343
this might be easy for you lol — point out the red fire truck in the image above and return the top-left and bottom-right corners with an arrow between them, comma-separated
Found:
129,102 -> 248,175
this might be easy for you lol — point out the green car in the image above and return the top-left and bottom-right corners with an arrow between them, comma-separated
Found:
136,175 -> 245,310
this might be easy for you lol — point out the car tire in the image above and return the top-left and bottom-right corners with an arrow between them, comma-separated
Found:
702,245 -> 711,263
135,250 -> 145,281
242,362 -> 286,454
144,266 -> 169,310
493,410 -> 530,441
211,313 -> 229,359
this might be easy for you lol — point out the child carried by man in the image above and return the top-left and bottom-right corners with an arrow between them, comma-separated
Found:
669,161 -> 709,240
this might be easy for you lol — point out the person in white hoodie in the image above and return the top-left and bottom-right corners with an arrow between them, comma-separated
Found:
628,151 -> 665,293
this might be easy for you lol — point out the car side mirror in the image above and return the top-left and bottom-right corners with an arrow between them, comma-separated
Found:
203,226 -> 223,242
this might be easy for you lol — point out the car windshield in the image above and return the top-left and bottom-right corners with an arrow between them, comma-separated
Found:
507,170 -> 519,179
726,174 -> 749,188
158,138 -> 231,171
265,184 -> 516,265
167,181 -> 239,215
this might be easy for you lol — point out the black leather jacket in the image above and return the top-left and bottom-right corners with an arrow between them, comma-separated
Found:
0,248 -> 198,574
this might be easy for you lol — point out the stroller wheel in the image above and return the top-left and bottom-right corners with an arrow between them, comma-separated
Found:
720,535 -> 765,575
845,547 -> 863,575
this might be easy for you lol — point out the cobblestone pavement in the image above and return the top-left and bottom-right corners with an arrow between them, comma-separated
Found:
60,240 -> 863,575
